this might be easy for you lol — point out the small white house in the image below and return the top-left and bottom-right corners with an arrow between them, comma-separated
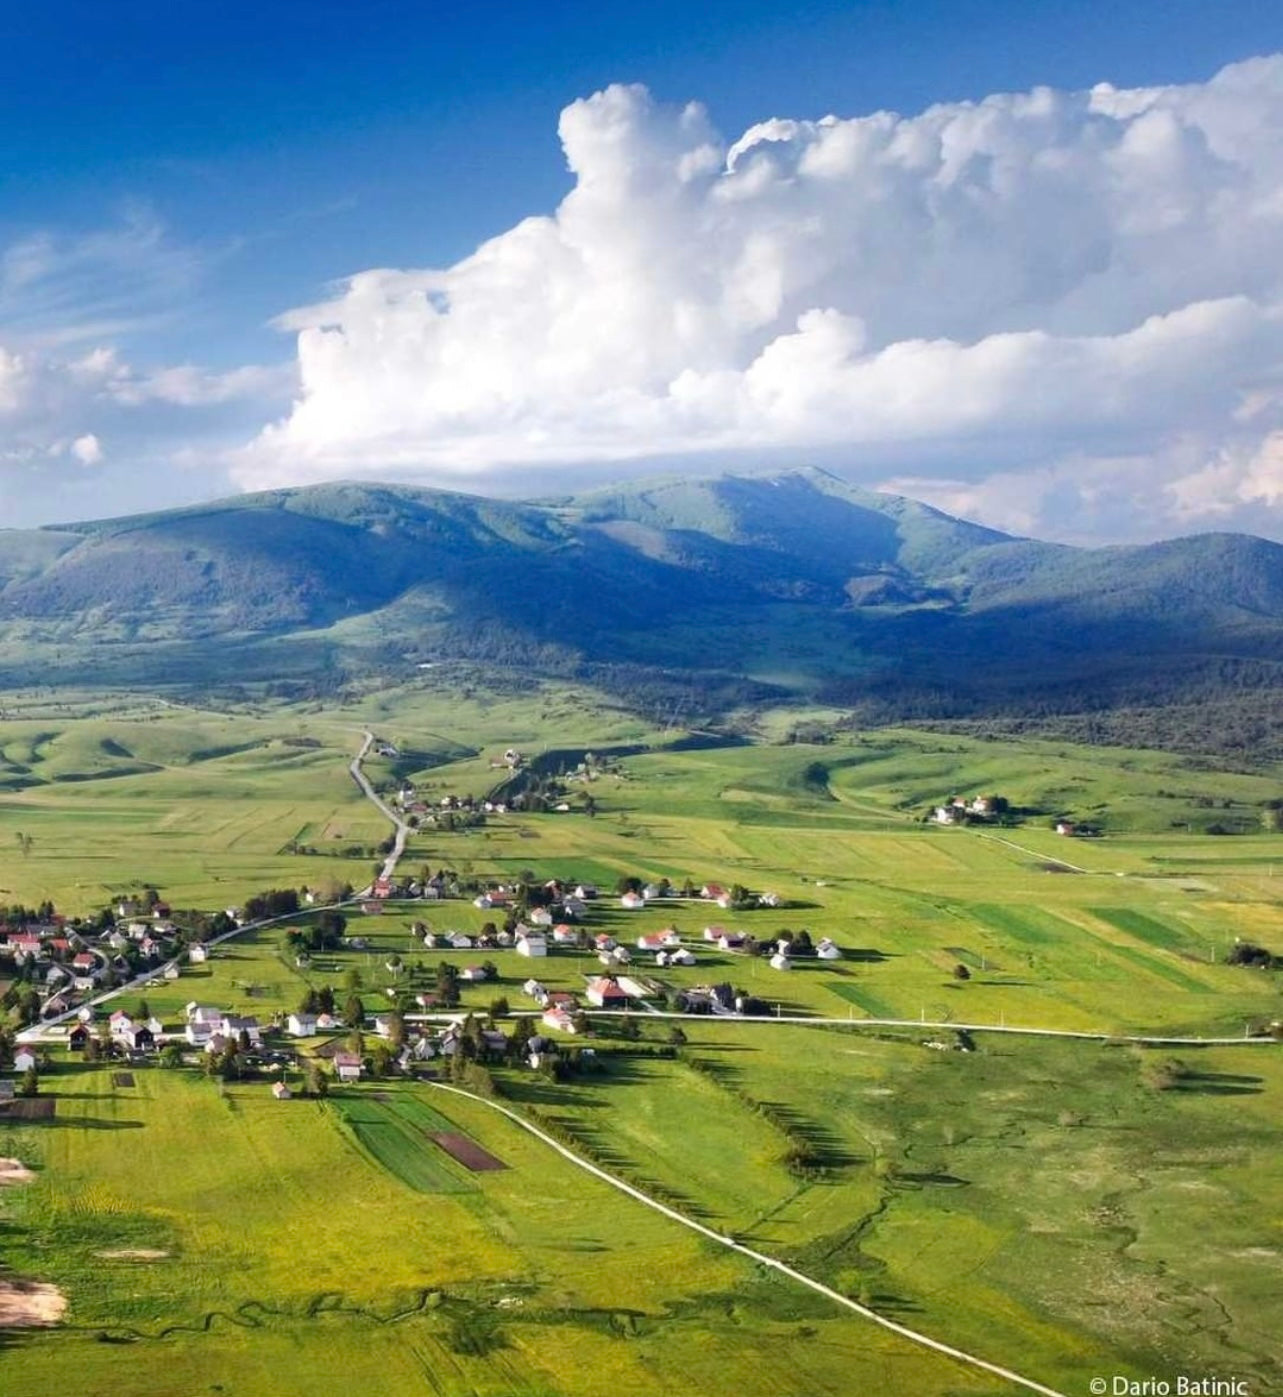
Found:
448,933 -> 474,950
189,944 -> 208,964
219,1015 -> 262,1046
541,1006 -> 577,1033
516,934 -> 547,958
619,891 -> 645,911
333,1052 -> 363,1082
769,951 -> 792,971
14,1047 -> 37,1072
816,938 -> 842,961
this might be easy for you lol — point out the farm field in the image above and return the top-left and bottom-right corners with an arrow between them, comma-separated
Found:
3,1029 -> 1280,1396
2,676 -> 1283,1394
522,1021 -> 1283,1393
0,1065 -> 1008,1397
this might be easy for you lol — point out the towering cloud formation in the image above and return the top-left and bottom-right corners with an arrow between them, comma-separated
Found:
243,58 -> 1283,540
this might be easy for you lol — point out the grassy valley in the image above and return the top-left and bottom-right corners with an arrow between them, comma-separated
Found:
0,677 -> 1280,1394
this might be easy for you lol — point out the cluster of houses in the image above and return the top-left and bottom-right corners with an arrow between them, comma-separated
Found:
183,1003 -> 264,1052
0,900 -> 192,1022
397,787 -> 517,821
764,936 -> 842,971
673,983 -> 761,1016
515,970 -> 667,1033
932,794 -> 1003,825
616,882 -> 781,911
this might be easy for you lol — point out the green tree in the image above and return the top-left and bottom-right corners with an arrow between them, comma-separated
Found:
18,1066 -> 39,1097
159,1044 -> 185,1069
435,962 -> 461,1008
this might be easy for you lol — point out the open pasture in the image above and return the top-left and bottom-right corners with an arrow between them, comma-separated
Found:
525,1020 -> 1283,1394
0,1062 -> 1005,1397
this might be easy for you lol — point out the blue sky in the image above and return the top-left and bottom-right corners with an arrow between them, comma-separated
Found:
4,1 -> 1283,536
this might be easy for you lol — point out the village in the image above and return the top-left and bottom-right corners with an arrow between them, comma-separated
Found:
0,861 -> 856,1105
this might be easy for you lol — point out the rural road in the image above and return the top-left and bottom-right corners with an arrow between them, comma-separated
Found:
428,1080 -> 1069,1397
349,730 -> 411,887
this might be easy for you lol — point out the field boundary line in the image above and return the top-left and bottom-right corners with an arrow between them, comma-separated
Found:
397,1009 -> 1275,1046
575,1009 -> 1276,1045
970,830 -> 1091,873
427,1080 -> 1069,1397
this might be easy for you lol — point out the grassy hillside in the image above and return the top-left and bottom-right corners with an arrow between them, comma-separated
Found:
2,471 -> 1283,758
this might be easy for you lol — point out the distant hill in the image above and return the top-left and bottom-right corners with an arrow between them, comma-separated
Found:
3,468 -> 1283,758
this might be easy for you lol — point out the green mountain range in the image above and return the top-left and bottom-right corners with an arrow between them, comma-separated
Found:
3,468 -> 1282,753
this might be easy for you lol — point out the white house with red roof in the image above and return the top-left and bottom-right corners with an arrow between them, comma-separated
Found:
586,977 -> 629,1009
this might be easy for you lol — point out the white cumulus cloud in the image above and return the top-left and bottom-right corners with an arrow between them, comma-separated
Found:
69,433 -> 102,466
231,57 -> 1283,538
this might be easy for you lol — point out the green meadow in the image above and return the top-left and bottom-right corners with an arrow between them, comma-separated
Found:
2,676 -> 1282,1394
